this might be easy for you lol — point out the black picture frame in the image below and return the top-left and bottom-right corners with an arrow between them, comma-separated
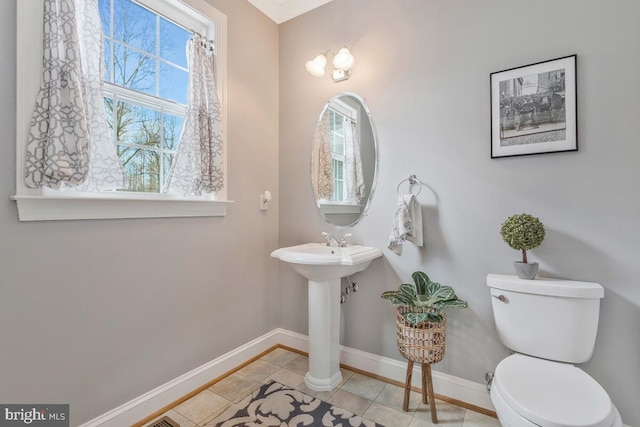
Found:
490,55 -> 577,158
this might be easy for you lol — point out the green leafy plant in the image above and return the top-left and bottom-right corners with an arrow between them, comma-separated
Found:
500,213 -> 545,264
381,271 -> 468,325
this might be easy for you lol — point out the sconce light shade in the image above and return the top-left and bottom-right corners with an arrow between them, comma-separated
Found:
306,47 -> 354,82
332,47 -> 355,71
305,54 -> 327,77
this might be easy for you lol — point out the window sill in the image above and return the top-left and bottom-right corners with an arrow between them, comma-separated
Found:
318,203 -> 362,215
10,194 -> 232,221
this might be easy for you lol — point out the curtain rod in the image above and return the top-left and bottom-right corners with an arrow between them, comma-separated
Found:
190,29 -> 214,52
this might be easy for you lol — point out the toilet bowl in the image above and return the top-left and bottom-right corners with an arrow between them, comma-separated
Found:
487,274 -> 622,427
490,354 -> 622,427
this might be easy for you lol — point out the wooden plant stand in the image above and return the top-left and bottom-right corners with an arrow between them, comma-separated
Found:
396,307 -> 447,423
403,360 -> 437,423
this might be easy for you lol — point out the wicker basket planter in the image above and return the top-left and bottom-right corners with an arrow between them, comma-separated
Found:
396,306 -> 446,422
396,306 -> 447,364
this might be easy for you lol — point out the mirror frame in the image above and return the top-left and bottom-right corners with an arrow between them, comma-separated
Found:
311,92 -> 379,229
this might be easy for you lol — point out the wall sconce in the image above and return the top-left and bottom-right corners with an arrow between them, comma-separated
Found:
305,46 -> 355,82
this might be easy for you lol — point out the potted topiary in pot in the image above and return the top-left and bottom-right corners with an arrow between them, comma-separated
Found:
381,271 -> 468,417
500,213 -> 545,280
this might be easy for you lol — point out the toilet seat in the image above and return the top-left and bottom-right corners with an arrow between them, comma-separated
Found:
493,354 -> 616,427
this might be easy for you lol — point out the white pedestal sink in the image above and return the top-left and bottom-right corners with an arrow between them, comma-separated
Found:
271,242 -> 382,391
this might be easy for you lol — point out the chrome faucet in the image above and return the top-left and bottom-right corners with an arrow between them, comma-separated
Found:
339,233 -> 351,247
322,232 -> 351,247
322,232 -> 339,247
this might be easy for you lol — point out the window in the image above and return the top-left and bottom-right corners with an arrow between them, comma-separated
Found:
326,100 -> 359,204
14,0 -> 229,221
328,108 -> 346,202
100,0 -> 190,193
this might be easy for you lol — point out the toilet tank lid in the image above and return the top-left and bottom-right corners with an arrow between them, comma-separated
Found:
487,274 -> 604,299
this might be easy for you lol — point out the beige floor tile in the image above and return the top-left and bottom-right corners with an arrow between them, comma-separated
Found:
172,389 -> 230,425
141,409 -> 195,427
236,359 -> 281,382
374,382 -> 423,412
283,354 -> 309,375
341,372 -> 386,401
327,389 -> 373,417
200,401 -> 244,426
409,417 -> 437,427
143,350 -> 483,427
339,368 -> 355,384
413,400 -> 466,426
208,373 -> 261,403
266,367 -> 305,388
260,347 -> 299,367
363,401 -> 413,427
462,409 -> 501,427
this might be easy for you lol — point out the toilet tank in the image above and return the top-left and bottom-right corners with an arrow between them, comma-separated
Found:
487,274 -> 604,363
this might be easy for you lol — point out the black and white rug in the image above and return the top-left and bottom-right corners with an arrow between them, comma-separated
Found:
208,380 -> 382,427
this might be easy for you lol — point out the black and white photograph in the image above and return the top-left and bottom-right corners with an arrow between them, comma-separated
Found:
491,55 -> 577,158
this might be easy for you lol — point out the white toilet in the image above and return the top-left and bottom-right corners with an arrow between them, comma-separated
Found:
487,274 -> 622,427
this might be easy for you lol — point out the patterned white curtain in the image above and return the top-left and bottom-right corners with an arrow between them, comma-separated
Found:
72,0 -> 127,191
164,33 -> 224,196
311,110 -> 334,200
344,118 -> 364,203
25,0 -> 127,190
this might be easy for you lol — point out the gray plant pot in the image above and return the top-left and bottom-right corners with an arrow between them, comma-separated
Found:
513,262 -> 538,280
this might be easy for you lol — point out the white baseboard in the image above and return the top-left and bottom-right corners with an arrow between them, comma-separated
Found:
276,329 -> 494,412
79,330 -> 281,427
80,328 -> 493,426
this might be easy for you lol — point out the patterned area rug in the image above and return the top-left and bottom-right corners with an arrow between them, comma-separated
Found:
208,380 -> 382,427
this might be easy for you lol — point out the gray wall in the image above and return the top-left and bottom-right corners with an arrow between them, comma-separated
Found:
279,0 -> 640,424
3,0 -> 639,425
0,0 -> 279,425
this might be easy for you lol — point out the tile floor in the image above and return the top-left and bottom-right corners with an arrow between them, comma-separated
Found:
142,347 -> 501,427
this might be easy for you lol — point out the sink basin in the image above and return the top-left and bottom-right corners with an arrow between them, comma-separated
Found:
271,242 -> 382,281
271,242 -> 382,391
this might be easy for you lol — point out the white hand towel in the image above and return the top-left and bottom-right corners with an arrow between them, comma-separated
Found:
388,194 -> 423,255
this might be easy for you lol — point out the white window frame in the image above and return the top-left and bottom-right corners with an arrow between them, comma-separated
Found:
319,99 -> 360,209
12,0 -> 230,221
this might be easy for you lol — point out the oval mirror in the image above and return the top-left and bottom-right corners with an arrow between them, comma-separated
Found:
311,93 -> 378,228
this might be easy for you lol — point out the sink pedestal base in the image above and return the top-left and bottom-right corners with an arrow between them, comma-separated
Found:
270,243 -> 382,391
305,279 -> 343,391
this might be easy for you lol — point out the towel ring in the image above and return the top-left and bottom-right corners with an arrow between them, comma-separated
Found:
397,175 -> 422,196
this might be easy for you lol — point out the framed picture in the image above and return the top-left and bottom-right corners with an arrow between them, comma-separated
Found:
490,55 -> 577,158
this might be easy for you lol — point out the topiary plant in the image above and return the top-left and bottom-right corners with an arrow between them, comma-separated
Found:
381,271 -> 468,325
500,213 -> 545,264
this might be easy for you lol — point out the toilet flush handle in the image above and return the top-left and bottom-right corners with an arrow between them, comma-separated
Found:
492,294 -> 507,303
